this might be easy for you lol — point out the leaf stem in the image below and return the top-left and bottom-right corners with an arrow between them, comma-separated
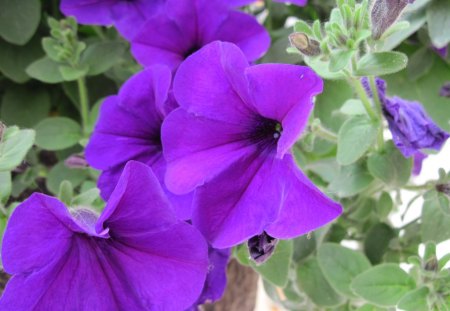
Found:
313,124 -> 338,142
368,76 -> 385,150
77,77 -> 89,136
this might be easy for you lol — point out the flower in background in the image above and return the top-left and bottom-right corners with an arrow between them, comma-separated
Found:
370,0 -> 414,39
162,41 -> 342,249
412,152 -> 427,176
85,66 -> 193,220
433,45 -> 448,59
363,77 -> 449,157
0,161 -> 208,311
131,0 -> 270,71
440,82 -> 450,98
60,0 -> 164,40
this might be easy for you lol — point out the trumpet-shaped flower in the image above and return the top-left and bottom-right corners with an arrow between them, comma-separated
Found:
0,161 -> 208,311
131,0 -> 270,71
162,41 -> 342,248
85,66 -> 193,219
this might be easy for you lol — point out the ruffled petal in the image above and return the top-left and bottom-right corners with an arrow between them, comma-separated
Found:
265,154 -> 342,238
245,64 -> 323,157
173,41 -> 254,124
162,108 -> 255,194
192,153 -> 286,248
2,193 -> 82,275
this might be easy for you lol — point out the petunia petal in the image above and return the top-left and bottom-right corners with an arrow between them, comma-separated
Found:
245,64 -> 323,157
60,0 -> 114,25
173,41 -> 254,124
265,154 -> 342,238
192,152 -> 286,248
97,161 -> 176,236
162,108 -> 254,195
1,193 -> 81,275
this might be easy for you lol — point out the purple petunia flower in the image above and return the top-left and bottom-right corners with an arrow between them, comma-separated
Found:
162,41 -> 342,249
228,0 -> 307,7
188,247 -> 230,310
130,0 -> 270,71
60,0 -> 164,40
412,152 -> 427,176
0,161 -> 208,311
363,77 -> 450,157
85,66 -> 193,220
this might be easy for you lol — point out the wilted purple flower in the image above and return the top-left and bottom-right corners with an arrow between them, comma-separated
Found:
228,0 -> 307,7
371,0 -> 414,39
131,0 -> 270,71
60,0 -> 164,39
162,41 -> 342,249
64,153 -> 88,168
363,77 -> 449,157
0,161 -> 208,311
440,82 -> 450,98
188,247 -> 230,310
85,66 -> 193,220
412,152 -> 427,176
248,232 -> 279,264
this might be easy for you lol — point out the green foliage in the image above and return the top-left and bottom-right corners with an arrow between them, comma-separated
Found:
426,0 -> 450,48
351,264 -> 416,306
355,52 -> 408,76
421,190 -> 450,243
0,0 -> 41,45
34,117 -> 82,151
328,162 -> 374,198
0,126 -> 35,171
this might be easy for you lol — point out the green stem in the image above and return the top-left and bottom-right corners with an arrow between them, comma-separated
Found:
314,124 -> 338,142
77,77 -> 89,136
264,0 -> 273,30
398,216 -> 421,231
368,76 -> 385,150
349,78 -> 378,121
93,27 -> 106,40
403,183 -> 433,191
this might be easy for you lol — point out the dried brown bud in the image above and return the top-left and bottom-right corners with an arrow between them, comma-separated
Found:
371,0 -> 413,40
289,32 -> 321,57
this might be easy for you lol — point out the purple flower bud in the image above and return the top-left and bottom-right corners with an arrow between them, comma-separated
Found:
371,0 -> 413,39
64,154 -> 88,169
362,77 -> 449,157
433,46 -> 448,59
247,232 -> 279,264
440,82 -> 450,98
289,32 -> 321,57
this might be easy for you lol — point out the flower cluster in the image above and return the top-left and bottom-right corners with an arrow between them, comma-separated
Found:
1,0 -> 344,310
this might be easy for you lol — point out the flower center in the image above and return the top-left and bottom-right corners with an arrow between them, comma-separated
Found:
184,43 -> 202,58
247,116 -> 282,150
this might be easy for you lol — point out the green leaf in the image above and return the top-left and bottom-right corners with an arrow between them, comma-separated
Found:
328,162 -> 374,198
0,0 -> 41,45
233,244 -> 250,266
337,116 -> 378,165
329,50 -> 354,72
407,47 -> 435,81
356,304 -> 388,311
317,243 -> 371,298
250,240 -> 293,287
1,86 -> 51,128
355,52 -> 408,76
376,192 -> 393,219
305,57 -> 347,80
0,36 -> 43,83
351,264 -> 416,307
397,287 -> 430,311
427,0 -> 450,48
421,190 -> 450,243
46,162 -> 88,195
367,141 -> 412,188
0,127 -> 35,171
71,188 -> 101,207
81,41 -> 127,76
297,258 -> 344,307
292,233 -> 316,263
59,65 -> 89,81
26,57 -> 65,83
293,20 -> 313,36
58,180 -> 73,206
340,99 -> 367,115
34,117 -> 82,151
0,171 -> 12,204
364,223 -> 396,264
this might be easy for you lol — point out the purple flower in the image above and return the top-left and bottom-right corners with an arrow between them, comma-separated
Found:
85,66 -> 193,220
60,0 -> 164,40
228,0 -> 307,7
162,41 -> 342,249
440,82 -> 450,98
188,247 -> 230,310
248,231 -> 278,264
0,161 -> 208,311
130,0 -> 270,71
412,152 -> 427,176
363,77 -> 449,157
433,46 -> 448,59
